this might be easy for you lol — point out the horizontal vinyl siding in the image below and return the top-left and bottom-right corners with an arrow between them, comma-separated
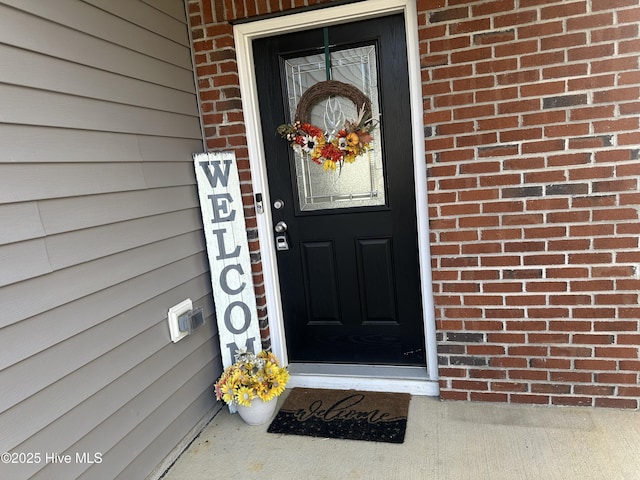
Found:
0,2 -> 193,89
0,1 -> 221,479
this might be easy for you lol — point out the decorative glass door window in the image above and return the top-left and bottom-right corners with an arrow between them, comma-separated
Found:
284,45 -> 386,212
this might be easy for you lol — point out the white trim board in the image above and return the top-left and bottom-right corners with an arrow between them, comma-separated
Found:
233,0 -> 439,396
288,364 -> 439,396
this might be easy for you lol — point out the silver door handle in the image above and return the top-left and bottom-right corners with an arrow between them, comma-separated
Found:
274,221 -> 288,233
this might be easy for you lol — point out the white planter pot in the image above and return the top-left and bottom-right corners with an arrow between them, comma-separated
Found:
236,398 -> 278,425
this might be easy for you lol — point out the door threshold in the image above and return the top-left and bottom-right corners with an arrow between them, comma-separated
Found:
287,363 -> 439,396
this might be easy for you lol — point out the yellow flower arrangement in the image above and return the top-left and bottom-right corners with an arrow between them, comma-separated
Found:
214,349 -> 289,408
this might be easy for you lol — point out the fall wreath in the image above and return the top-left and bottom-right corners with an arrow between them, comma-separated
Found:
277,80 -> 377,171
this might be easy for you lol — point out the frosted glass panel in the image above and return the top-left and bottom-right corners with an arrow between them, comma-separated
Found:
284,45 -> 385,211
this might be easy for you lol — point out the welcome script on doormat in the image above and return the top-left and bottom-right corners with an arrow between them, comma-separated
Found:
267,388 -> 411,444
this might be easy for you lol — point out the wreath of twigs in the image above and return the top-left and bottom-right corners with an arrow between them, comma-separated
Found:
294,80 -> 372,123
277,80 -> 376,172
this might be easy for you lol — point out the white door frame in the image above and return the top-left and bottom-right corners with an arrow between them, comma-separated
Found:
234,0 -> 439,395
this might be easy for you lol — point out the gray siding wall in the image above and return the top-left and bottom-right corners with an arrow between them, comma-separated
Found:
0,1 -> 222,479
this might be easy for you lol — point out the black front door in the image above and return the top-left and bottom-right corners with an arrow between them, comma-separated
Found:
254,14 -> 425,366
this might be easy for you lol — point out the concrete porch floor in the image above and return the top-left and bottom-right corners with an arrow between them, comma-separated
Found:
161,390 -> 640,480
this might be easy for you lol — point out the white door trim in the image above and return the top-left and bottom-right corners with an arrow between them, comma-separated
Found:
234,0 -> 439,395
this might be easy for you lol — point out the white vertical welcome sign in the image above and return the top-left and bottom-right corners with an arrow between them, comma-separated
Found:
194,152 -> 261,368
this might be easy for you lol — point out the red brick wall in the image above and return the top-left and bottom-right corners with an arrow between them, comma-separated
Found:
188,0 -> 639,408
421,0 -> 639,408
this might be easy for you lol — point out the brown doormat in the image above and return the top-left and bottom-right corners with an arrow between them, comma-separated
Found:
267,388 -> 411,443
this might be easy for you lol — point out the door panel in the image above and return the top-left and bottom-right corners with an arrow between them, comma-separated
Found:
301,241 -> 341,324
254,14 -> 425,365
356,238 -> 398,323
